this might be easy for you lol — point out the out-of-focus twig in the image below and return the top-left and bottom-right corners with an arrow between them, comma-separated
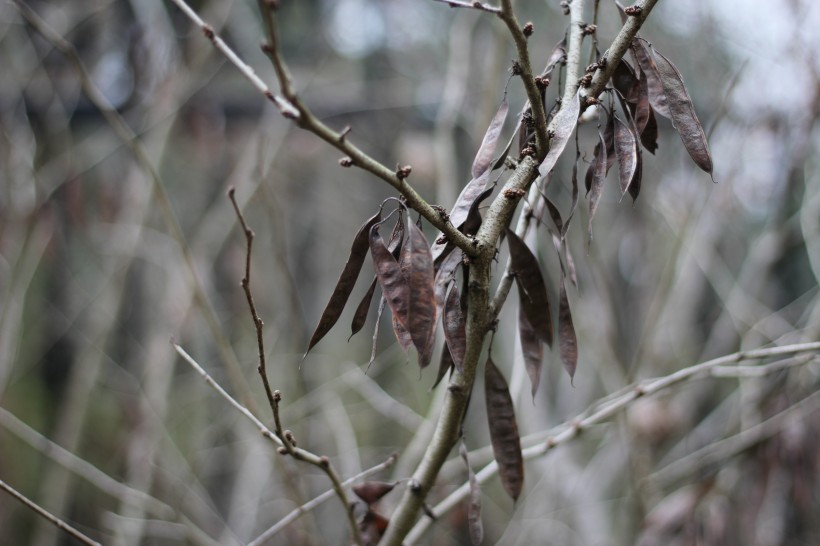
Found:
405,341 -> 820,542
0,478 -> 102,546
248,453 -> 399,546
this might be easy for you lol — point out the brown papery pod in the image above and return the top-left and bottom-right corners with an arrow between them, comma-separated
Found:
392,312 -> 414,355
485,357 -> 524,501
305,211 -> 381,355
641,108 -> 659,154
443,283 -> 467,372
432,168 -> 492,261
472,95 -> 509,179
460,439 -> 484,545
652,49 -> 714,177
537,90 -> 581,177
404,219 -> 436,368
518,304 -> 544,400
630,38 -> 671,119
350,276 -> 378,340
432,341 -> 455,389
359,509 -> 390,545
507,229 -> 553,346
587,130 -> 608,245
630,69 -> 652,136
614,116 -> 638,197
352,481 -> 397,505
370,223 -> 411,338
558,277 -> 578,382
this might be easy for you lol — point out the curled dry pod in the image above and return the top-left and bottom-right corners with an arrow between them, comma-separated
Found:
460,439 -> 484,545
306,211 -> 381,355
652,49 -> 713,177
630,38 -> 671,119
558,277 -> 578,382
485,357 -> 524,501
443,284 -> 467,372
507,229 -> 553,346
432,340 -> 455,389
352,481 -> 397,505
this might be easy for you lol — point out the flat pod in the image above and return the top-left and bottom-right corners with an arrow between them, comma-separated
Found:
506,229 -> 553,346
460,440 -> 484,545
349,276 -> 378,340
485,357 -> 524,501
443,284 -> 467,372
369,223 -> 411,340
558,277 -> 578,382
538,90 -> 581,178
614,115 -> 638,197
518,305 -> 544,399
472,95 -> 509,179
587,130 -> 608,244
652,49 -> 713,176
306,211 -> 381,355
403,219 -> 436,368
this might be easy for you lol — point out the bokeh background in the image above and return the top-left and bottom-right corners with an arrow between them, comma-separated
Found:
1,0 -> 819,544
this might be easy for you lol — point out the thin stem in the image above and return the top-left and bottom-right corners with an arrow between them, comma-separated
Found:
584,0 -> 660,101
0,479 -> 102,546
498,0 -> 549,157
226,190 -> 364,546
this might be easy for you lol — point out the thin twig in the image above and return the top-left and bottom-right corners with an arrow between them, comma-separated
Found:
165,0 -> 477,255
0,479 -> 102,546
431,0 -> 501,14
226,190 -> 365,546
248,453 -> 398,546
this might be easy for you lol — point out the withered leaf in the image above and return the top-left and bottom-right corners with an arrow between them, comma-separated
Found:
587,130 -> 608,244
370,223 -> 411,338
434,249 -> 462,311
507,229 -> 553,346
352,481 -> 397,505
540,38 -> 567,78
630,38 -> 671,119
404,219 -> 436,368
460,440 -> 484,545
350,276 -> 378,340
614,116 -> 638,197
306,212 -> 381,355
518,305 -> 544,400
443,284 -> 467,372
652,49 -> 713,176
485,357 -> 524,501
558,277 -> 578,382
537,90 -> 581,177
472,96 -> 509,179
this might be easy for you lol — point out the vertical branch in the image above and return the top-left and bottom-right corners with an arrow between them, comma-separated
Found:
227,189 -> 365,546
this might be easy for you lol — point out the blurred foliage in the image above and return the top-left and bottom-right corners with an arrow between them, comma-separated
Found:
1,0 -> 819,545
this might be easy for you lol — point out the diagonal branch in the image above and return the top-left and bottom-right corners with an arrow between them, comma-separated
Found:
0,479 -> 102,546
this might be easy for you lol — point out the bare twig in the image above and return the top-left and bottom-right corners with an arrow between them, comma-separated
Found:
248,453 -> 399,546
226,190 -> 364,546
0,479 -> 102,546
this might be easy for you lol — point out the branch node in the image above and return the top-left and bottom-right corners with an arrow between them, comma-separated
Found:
522,21 -> 534,37
339,157 -> 354,168
409,479 -> 423,494
624,5 -> 643,16
202,24 -> 215,41
396,165 -> 413,180
339,125 -> 352,142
